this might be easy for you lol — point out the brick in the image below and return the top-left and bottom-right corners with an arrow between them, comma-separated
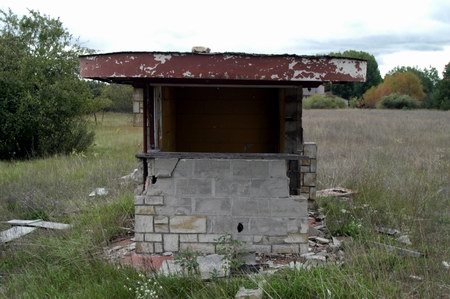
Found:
299,243 -> 309,254
272,244 -> 299,254
249,244 -> 271,253
151,178 -> 175,195
287,218 -> 308,234
145,195 -> 164,205
135,215 -> 154,233
134,233 -> 144,242
198,234 -> 222,243
135,206 -> 156,215
180,234 -> 198,242
170,216 -> 207,233
301,159 -> 311,166
303,173 -> 316,187
300,166 -> 310,173
164,234 -> 179,252
303,142 -> 317,158
284,233 -> 308,243
155,197 -> 192,215
145,233 -> 162,242
154,224 -> 169,233
194,160 -> 231,178
154,242 -> 163,253
180,243 -> 215,254
194,198 -> 231,215
309,187 -> 317,200
176,179 -> 212,196
208,216 -> 250,234
154,216 -> 169,224
136,241 -> 154,254
310,159 -> 317,173
270,198 -> 307,217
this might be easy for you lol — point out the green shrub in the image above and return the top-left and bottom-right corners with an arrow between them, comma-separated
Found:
303,94 -> 347,109
376,93 -> 420,109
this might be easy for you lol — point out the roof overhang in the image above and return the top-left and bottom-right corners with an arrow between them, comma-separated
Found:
79,51 -> 367,87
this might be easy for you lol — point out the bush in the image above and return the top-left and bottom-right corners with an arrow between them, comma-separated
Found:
0,10 -> 94,159
376,93 -> 420,109
303,94 -> 347,109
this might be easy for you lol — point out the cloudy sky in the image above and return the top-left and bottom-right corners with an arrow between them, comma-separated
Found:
1,0 -> 449,77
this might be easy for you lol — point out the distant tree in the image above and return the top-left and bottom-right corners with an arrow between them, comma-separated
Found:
432,63 -> 450,110
362,72 -> 425,108
0,9 -> 93,159
387,66 -> 439,106
327,50 -> 382,99
101,84 -> 133,113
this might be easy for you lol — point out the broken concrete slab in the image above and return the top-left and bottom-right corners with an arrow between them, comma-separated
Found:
372,242 -> 423,257
235,287 -> 263,299
376,226 -> 401,237
7,220 -> 71,230
0,226 -> 36,243
316,187 -> 356,198
396,235 -> 412,246
197,254 -> 229,280
89,187 -> 108,197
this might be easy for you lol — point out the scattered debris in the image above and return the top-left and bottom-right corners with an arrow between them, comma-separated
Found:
317,187 -> 356,199
197,254 -> 229,279
89,187 -> 108,197
234,287 -> 263,299
7,219 -> 71,230
0,219 -> 72,244
120,169 -> 139,182
442,261 -> 450,270
0,226 -> 36,244
396,235 -> 412,246
376,226 -> 401,237
309,236 -> 330,244
372,242 -> 423,258
409,275 -> 423,281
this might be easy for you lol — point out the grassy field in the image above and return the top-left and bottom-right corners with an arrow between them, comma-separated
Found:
0,110 -> 449,298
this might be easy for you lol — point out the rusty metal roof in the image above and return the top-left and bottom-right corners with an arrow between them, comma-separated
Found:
79,51 -> 367,87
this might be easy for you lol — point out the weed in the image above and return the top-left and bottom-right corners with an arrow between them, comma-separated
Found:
174,249 -> 200,276
216,233 -> 245,273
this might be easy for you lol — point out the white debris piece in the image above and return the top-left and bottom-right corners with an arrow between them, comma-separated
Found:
0,226 -> 36,243
235,287 -> 263,299
7,219 -> 71,230
89,187 -> 109,197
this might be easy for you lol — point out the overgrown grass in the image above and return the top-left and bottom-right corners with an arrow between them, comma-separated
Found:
1,111 -> 449,298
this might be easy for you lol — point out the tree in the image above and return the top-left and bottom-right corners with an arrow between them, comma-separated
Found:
362,71 -> 425,107
432,63 -> 450,110
0,9 -> 94,159
387,66 -> 439,106
100,84 -> 133,112
327,50 -> 383,99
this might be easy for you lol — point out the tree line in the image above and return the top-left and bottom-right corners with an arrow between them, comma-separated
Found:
328,50 -> 449,110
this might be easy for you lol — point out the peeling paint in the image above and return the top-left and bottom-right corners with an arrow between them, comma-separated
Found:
154,54 -> 172,64
183,71 -> 193,77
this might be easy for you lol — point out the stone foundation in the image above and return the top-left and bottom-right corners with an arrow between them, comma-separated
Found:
134,144 -> 317,255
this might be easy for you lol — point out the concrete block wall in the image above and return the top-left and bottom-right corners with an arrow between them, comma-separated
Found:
135,158 -> 309,255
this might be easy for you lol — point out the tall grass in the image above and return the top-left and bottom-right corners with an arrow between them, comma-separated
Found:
1,110 -> 449,298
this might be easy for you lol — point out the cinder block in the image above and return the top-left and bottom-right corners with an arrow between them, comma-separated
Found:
284,233 -> 308,243
155,197 -> 192,215
249,244 -> 271,253
299,243 -> 309,254
303,142 -> 317,159
164,234 -> 179,252
303,173 -> 316,187
154,216 -> 169,224
269,160 -> 287,178
135,206 -> 156,215
249,218 -> 288,236
250,178 -> 289,198
194,160 -> 231,178
232,199 -> 270,217
272,244 -> 299,254
208,216 -> 250,234
145,195 -> 164,205
154,158 -> 179,177
135,195 -> 145,205
232,160 -> 269,178
145,233 -> 162,242
214,178 -> 252,197
270,198 -> 307,217
194,198 -> 231,215
309,187 -> 316,200
180,234 -> 198,242
172,159 -> 194,177
176,179 -> 212,196
301,159 -> 311,166
287,218 -> 309,234
300,166 -> 310,173
151,178 -> 175,195
136,241 -> 154,254
198,234 -> 222,243
135,215 -> 154,233
180,243 -> 215,254
154,224 -> 169,233
170,216 -> 207,233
